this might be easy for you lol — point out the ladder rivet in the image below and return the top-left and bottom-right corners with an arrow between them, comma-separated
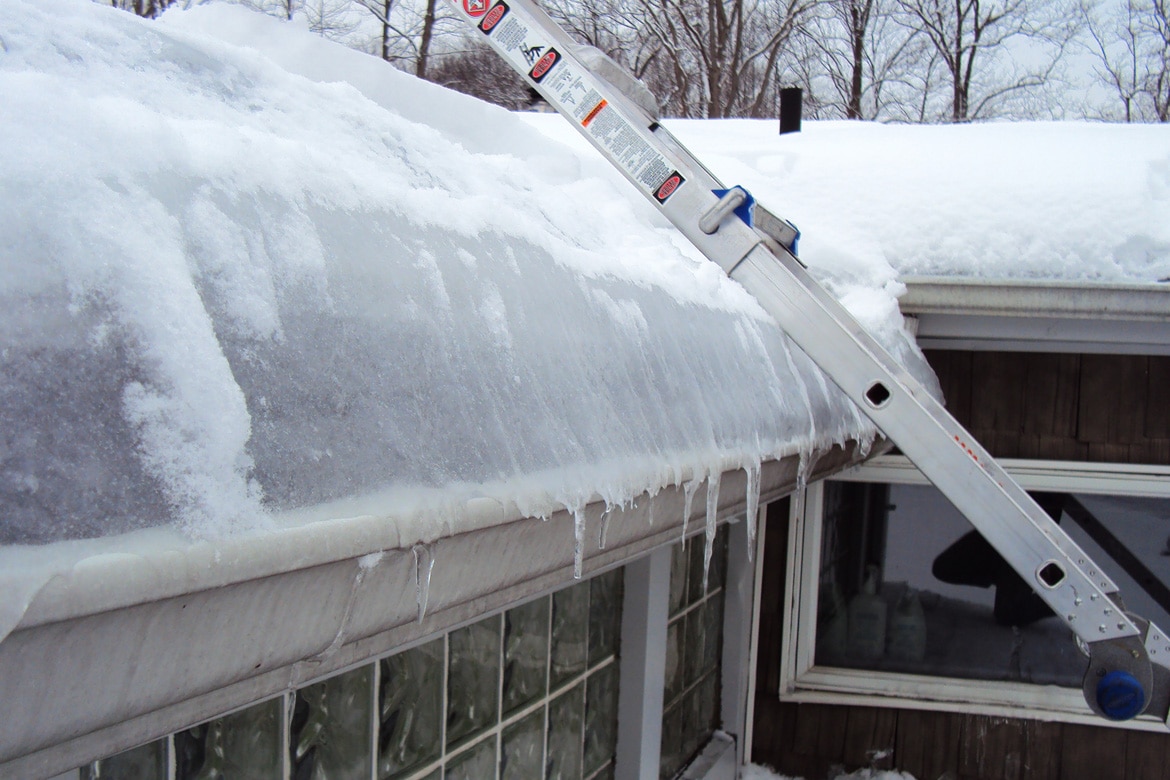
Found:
1099,625 -> 1108,633
1091,594 -> 1099,601
1075,598 -> 1083,606
1104,608 -> 1113,615
1067,614 -> 1076,621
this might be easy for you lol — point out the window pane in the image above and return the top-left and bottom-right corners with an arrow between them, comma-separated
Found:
663,619 -> 685,706
707,524 -> 729,595
447,616 -> 502,748
83,740 -> 166,780
293,664 -> 373,780
683,607 -> 707,688
590,765 -> 616,780
658,701 -> 686,780
810,482 -> 1170,686
683,673 -> 719,760
583,664 -> 619,777
1066,494 -> 1170,631
445,735 -> 497,780
545,682 -> 584,780
668,541 -> 689,617
686,536 -> 705,606
588,568 -> 623,666
380,638 -> 444,779
700,596 -> 723,676
504,597 -> 549,717
175,699 -> 282,780
551,581 -> 589,689
501,707 -> 545,780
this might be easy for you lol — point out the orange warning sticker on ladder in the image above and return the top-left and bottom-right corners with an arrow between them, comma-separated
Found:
581,100 -> 606,127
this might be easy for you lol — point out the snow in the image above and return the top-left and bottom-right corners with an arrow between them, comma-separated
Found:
0,0 -> 886,549
524,117 -> 1170,287
4,0 -> 1162,565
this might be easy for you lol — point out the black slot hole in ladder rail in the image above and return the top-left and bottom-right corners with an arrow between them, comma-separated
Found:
864,382 -> 891,408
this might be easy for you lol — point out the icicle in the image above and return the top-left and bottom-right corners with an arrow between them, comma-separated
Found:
791,449 -> 824,531
744,461 -> 761,562
647,499 -> 656,526
317,557 -> 375,660
413,544 -> 435,623
572,507 -> 586,579
598,508 -> 612,550
681,478 -> 701,542
702,472 -> 721,593
857,431 -> 874,459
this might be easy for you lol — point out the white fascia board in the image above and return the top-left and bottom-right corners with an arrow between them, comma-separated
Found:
0,448 -> 865,779
900,277 -> 1170,354
900,277 -> 1170,322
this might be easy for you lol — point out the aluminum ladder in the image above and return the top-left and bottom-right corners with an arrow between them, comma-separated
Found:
445,0 -> 1170,724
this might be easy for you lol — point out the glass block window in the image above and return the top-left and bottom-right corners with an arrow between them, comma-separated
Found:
76,568 -> 623,780
80,738 -> 166,780
293,663 -> 374,780
176,697 -> 283,780
659,526 -> 728,780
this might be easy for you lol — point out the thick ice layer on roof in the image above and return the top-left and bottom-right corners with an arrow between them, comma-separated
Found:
0,0 -> 907,546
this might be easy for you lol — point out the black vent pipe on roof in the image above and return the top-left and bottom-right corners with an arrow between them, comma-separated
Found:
779,87 -> 802,135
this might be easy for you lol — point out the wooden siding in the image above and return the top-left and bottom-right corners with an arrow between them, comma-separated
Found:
750,344 -> 1170,780
924,350 -> 1170,465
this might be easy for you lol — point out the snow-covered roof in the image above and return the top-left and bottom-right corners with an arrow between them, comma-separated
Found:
5,0 -> 1167,556
658,119 -> 1170,285
0,0 -> 900,553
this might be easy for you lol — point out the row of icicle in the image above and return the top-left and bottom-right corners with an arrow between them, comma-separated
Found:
407,447 -> 840,624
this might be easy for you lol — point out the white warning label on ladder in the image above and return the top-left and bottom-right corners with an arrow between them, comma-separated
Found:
471,0 -> 684,204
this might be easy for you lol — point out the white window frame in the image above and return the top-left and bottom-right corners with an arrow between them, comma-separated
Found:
777,454 -> 1170,731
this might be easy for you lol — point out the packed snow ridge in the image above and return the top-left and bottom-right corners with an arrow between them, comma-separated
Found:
4,0 -> 1165,548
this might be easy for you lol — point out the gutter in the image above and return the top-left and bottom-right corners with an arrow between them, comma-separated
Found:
0,444 -> 873,778
901,276 -> 1170,354
901,276 -> 1170,320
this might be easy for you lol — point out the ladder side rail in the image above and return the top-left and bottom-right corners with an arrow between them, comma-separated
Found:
730,246 -> 1133,643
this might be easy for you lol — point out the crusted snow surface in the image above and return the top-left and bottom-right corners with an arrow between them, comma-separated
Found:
0,0 -> 896,547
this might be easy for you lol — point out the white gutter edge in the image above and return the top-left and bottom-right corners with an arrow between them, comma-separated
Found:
900,276 -> 1170,321
3,452 -> 799,635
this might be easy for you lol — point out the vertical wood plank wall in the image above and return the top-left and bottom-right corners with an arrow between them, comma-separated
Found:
749,351 -> 1170,780
927,351 -> 1170,465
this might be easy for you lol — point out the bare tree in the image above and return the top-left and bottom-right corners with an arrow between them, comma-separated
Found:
429,46 -> 539,107
107,0 -> 177,18
1153,0 -> 1170,118
302,0 -> 361,37
896,0 -> 1077,121
795,0 -> 929,118
355,0 -> 454,76
416,0 -> 438,76
618,0 -> 819,117
1085,0 -> 1170,121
